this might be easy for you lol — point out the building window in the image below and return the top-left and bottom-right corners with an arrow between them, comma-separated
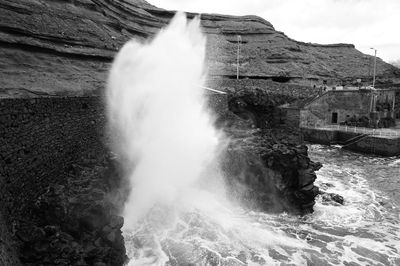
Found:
331,112 -> 338,124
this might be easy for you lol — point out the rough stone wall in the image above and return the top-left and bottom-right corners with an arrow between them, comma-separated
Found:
301,127 -> 400,156
300,109 -> 325,127
375,90 -> 396,120
396,91 -> 400,119
301,128 -> 338,145
348,135 -> 400,156
0,96 -> 106,226
0,212 -> 20,266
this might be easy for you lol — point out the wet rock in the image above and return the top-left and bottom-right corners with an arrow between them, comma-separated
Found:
221,125 -> 321,214
11,154 -> 127,265
79,205 -> 107,232
319,191 -> 345,205
236,251 -> 247,263
94,262 -> 108,266
219,89 -> 326,214
109,215 -> 124,229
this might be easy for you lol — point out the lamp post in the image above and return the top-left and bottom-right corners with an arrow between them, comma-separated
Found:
370,48 -> 377,88
236,35 -> 241,80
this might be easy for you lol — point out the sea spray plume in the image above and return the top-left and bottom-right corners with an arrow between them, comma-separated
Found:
106,12 -> 220,228
106,13 -> 306,265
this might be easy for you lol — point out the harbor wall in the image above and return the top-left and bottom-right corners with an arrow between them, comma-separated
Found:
347,136 -> 400,157
301,128 -> 338,145
301,128 -> 400,156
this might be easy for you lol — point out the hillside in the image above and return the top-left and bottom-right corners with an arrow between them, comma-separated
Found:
0,0 -> 399,97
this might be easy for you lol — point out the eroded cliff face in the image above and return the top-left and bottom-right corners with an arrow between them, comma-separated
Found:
1,0 -> 399,97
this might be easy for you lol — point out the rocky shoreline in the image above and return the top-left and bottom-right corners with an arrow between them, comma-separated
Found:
215,86 -> 346,214
219,121 -> 321,215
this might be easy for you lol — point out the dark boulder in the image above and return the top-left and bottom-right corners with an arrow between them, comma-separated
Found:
14,154 -> 127,266
319,191 -> 345,206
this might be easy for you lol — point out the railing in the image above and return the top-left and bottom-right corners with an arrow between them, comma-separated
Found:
341,134 -> 370,147
301,123 -> 400,137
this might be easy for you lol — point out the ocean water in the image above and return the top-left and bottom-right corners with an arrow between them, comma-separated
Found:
124,145 -> 400,265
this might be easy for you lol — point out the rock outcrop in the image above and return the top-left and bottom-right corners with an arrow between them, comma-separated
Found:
1,0 -> 399,97
14,154 -> 126,266
219,105 -> 321,214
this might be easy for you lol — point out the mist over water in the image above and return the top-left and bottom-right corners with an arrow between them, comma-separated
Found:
107,13 -> 220,226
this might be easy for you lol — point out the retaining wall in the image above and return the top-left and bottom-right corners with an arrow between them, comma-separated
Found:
347,136 -> 400,156
0,96 -> 106,225
301,127 -> 400,156
301,128 -> 338,145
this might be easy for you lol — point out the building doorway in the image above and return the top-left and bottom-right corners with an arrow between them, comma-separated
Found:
331,112 -> 338,124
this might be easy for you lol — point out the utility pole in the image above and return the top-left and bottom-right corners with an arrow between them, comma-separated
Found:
370,48 -> 377,88
236,35 -> 241,80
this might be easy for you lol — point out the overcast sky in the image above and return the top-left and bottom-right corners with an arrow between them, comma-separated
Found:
148,0 -> 399,63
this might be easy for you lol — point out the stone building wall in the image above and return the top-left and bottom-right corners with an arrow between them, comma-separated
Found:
280,108 -> 300,127
302,90 -> 372,126
301,127 -> 400,156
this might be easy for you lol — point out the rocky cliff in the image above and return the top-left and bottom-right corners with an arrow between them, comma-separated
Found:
1,0 -> 399,97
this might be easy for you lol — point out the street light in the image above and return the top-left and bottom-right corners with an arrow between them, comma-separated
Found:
236,35 -> 241,80
370,48 -> 377,88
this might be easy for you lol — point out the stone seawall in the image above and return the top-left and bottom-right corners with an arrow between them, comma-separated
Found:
0,97 -> 105,220
0,96 -> 110,265
301,128 -> 338,145
301,127 -> 400,156
347,135 -> 400,156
